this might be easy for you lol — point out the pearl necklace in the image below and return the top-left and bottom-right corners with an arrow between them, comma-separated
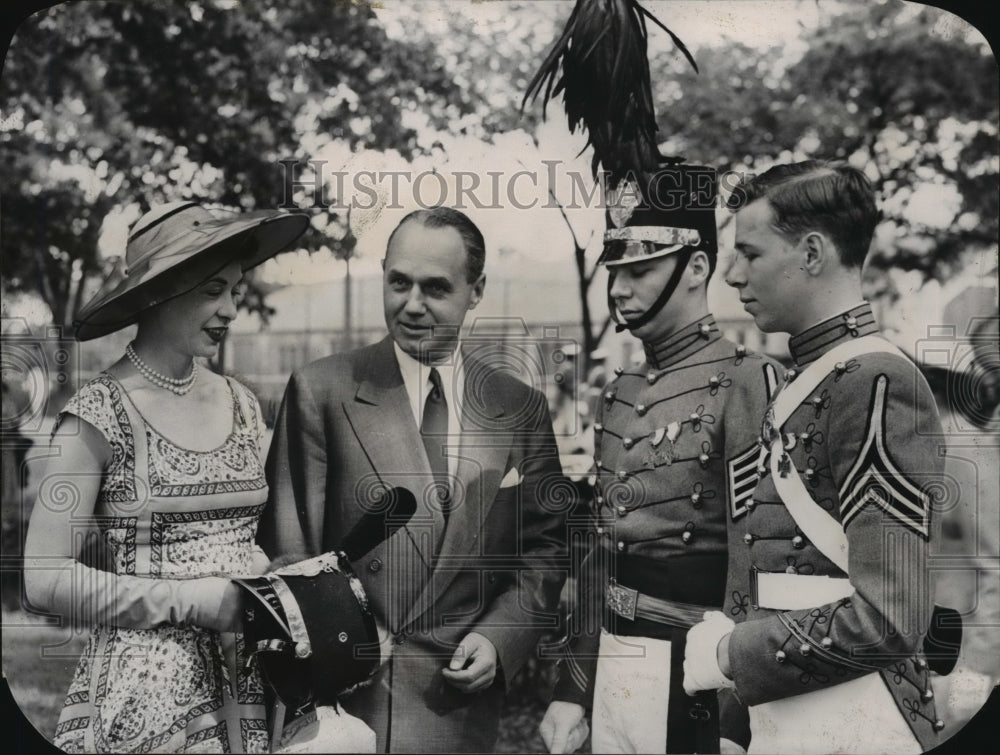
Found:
125,342 -> 198,395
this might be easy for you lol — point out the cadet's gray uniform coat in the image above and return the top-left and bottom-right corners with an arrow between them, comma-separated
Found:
552,316 -> 778,752
722,303 -> 945,751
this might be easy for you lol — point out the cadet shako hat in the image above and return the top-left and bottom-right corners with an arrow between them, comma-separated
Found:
601,162 -> 719,267
236,487 -> 417,707
74,202 -> 310,341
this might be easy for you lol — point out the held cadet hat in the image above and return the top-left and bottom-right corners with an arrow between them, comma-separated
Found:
73,202 -> 310,341
601,162 -> 719,267
237,487 -> 417,708
236,553 -> 380,709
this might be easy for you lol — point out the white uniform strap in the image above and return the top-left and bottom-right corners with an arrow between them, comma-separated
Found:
768,335 -> 904,573
770,335 -> 903,427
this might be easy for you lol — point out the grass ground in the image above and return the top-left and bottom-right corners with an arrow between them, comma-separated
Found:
2,608 -> 88,742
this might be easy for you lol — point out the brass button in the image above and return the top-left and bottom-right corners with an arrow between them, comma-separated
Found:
792,535 -> 805,549
744,533 -> 755,545
682,531 -> 693,544
775,650 -> 786,663
799,643 -> 812,656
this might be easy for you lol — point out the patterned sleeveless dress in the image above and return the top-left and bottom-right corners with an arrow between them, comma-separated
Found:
51,373 -> 270,753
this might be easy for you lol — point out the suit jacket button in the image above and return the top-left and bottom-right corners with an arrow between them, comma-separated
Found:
368,558 -> 383,573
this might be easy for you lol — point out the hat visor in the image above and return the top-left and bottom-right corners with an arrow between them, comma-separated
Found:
601,241 -> 688,267
74,210 -> 309,341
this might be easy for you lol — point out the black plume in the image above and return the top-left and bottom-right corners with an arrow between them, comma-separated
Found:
340,486 -> 417,563
523,0 -> 697,184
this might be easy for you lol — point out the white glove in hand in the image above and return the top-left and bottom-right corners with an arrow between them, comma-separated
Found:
539,701 -> 589,753
683,611 -> 736,695
719,737 -> 748,754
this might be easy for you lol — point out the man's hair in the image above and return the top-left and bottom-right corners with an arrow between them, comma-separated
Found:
386,207 -> 486,283
730,161 -> 879,268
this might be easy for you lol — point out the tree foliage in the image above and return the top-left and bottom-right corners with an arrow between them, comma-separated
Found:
1,0 -> 475,327
649,0 -> 998,281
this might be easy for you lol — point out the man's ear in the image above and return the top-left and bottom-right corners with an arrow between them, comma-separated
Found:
469,273 -> 486,308
380,258 -> 386,271
686,251 -> 711,289
802,232 -> 831,276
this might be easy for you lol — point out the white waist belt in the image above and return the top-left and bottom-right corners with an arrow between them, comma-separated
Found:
753,571 -> 853,611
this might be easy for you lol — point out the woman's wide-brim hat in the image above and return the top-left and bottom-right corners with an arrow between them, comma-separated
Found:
73,201 -> 310,341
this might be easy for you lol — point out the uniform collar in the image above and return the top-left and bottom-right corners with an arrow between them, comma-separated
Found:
788,302 -> 878,367
642,315 -> 720,370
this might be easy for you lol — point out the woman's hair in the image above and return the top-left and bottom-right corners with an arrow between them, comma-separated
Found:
386,207 -> 486,283
729,161 -> 879,268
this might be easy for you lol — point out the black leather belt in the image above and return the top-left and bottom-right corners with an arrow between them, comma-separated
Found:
611,550 -> 727,606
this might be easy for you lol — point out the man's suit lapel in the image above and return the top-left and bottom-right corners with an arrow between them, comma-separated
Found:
341,338 -> 444,593
403,364 -> 510,629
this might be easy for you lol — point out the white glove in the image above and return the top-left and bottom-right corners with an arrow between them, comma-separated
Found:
683,611 -> 736,695
539,701 -> 589,753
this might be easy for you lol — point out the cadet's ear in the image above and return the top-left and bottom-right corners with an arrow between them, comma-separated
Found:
686,251 -> 711,289
802,232 -> 834,276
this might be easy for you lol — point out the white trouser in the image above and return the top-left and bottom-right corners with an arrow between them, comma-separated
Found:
592,629 -> 672,754
748,672 -> 921,755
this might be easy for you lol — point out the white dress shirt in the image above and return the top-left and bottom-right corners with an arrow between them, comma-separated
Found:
393,342 -> 465,483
